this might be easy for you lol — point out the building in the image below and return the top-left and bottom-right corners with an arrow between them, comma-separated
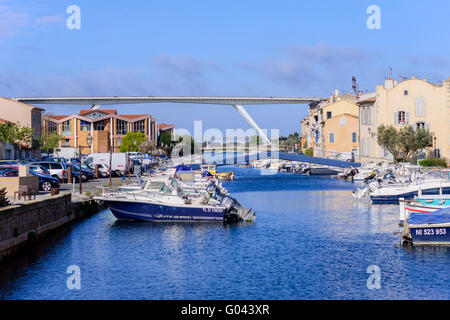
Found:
0,97 -> 44,159
301,90 -> 359,159
357,76 -> 450,163
43,108 -> 175,154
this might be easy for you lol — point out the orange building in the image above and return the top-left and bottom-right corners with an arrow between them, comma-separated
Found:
43,109 -> 174,153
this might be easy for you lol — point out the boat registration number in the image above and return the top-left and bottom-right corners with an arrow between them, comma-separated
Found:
416,228 -> 447,236
202,208 -> 223,213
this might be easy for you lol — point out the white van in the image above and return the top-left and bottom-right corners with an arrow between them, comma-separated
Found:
54,147 -> 78,159
84,153 -> 128,176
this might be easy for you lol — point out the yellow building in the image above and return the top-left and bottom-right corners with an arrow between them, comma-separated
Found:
300,91 -> 359,159
358,77 -> 450,163
323,113 -> 359,159
43,109 -> 175,154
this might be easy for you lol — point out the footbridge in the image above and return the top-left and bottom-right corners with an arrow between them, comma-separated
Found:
14,96 -> 325,145
202,152 -> 361,168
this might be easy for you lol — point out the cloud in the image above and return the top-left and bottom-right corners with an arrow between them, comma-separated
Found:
0,3 -> 64,42
238,43 -> 371,93
153,53 -> 219,78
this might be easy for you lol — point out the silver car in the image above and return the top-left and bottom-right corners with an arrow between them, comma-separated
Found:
30,161 -> 67,182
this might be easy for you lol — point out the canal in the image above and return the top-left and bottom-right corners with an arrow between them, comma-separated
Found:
0,166 -> 449,299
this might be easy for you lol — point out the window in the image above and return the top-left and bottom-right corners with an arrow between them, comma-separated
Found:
327,111 -> 332,119
329,133 -> 335,143
94,120 -> 105,131
116,119 -> 128,135
48,121 -> 57,134
133,120 -> 145,133
415,97 -> 426,116
340,118 -> 346,126
395,111 -> 408,125
404,90 -> 408,96
416,122 -> 425,130
352,132 -> 357,143
86,112 -> 104,119
62,120 -> 71,135
80,120 -> 91,131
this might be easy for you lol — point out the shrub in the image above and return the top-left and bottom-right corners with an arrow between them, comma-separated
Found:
419,158 -> 448,167
305,148 -> 313,157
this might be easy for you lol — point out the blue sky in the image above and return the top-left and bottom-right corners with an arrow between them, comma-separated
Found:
1,0 -> 449,136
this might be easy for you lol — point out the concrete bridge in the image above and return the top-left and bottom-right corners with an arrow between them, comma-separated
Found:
202,151 -> 361,168
13,96 -> 326,145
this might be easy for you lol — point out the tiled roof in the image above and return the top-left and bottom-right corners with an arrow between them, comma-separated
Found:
120,114 -> 148,119
79,109 -> 117,115
48,115 -> 69,120
159,124 -> 175,130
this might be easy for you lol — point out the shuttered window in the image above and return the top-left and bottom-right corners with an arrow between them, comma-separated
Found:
415,97 -> 426,116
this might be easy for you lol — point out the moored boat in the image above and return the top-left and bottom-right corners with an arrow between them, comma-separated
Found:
402,207 -> 450,245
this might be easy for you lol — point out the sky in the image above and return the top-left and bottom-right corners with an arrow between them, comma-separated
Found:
1,0 -> 450,137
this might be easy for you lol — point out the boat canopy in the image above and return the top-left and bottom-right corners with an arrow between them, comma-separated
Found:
408,207 -> 450,225
175,165 -> 192,172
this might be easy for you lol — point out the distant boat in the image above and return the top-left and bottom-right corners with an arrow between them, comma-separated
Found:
403,207 -> 450,245
307,167 -> 340,176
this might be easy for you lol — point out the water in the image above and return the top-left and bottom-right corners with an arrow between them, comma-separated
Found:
0,167 -> 449,300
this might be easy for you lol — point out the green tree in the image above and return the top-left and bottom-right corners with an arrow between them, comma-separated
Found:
119,132 -> 147,152
377,124 -> 433,162
0,122 -> 34,158
39,132 -> 61,153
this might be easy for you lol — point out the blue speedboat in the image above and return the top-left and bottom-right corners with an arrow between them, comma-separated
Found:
404,207 -> 450,245
96,178 -> 254,223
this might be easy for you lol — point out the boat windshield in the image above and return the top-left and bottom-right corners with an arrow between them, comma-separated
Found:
160,183 -> 172,195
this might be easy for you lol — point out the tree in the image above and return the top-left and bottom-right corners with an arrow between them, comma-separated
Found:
39,132 -> 61,153
0,121 -> 34,158
119,132 -> 147,152
377,124 -> 433,162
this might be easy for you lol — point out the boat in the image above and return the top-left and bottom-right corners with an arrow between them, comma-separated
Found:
402,207 -> 450,245
369,179 -> 450,204
95,177 -> 254,223
307,167 -> 340,176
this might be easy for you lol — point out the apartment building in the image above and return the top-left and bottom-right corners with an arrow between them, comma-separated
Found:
301,90 -> 359,159
357,77 -> 450,163
43,108 -> 174,154
0,97 -> 44,159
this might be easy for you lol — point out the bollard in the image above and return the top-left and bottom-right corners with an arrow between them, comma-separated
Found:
399,197 -> 406,226
95,164 -> 99,179
68,166 -> 73,184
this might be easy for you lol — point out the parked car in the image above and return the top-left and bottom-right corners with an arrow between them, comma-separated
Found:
66,164 -> 92,182
32,170 -> 60,191
30,161 -> 67,182
29,164 -> 51,175
0,160 -> 23,166
0,169 -> 60,191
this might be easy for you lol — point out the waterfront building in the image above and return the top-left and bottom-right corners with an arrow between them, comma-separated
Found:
357,77 -> 450,163
300,90 -> 359,159
43,109 -> 175,154
0,97 -> 44,160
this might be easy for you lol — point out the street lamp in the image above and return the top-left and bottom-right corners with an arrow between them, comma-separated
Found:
79,133 -> 92,194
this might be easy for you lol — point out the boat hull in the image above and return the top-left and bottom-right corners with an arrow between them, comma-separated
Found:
409,224 -> 450,245
307,168 -> 339,176
371,187 -> 450,204
104,200 -> 226,222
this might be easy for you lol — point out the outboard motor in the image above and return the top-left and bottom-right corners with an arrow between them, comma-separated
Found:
364,170 -> 377,183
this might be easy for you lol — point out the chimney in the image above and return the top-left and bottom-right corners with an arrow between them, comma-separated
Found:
384,78 -> 394,90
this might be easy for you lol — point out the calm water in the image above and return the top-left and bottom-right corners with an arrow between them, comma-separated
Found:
0,167 -> 449,300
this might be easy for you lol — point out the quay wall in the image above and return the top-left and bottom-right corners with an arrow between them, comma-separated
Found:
0,193 -> 103,260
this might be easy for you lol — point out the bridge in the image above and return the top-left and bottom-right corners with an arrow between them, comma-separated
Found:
202,152 -> 361,168
13,96 -> 325,145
